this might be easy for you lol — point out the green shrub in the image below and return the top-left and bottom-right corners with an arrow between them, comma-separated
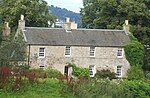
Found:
127,66 -> 145,80
45,67 -> 62,78
32,68 -> 47,79
95,69 -> 116,79
68,63 -> 89,77
124,41 -> 144,67
122,80 -> 150,98
145,71 -> 150,80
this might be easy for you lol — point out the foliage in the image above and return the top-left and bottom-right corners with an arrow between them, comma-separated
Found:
124,40 -> 144,67
0,78 -> 75,98
143,45 -> 150,71
0,32 -> 27,66
0,0 -> 55,28
68,63 -> 89,77
46,67 -> 62,78
73,79 -> 132,98
121,80 -> 150,98
145,71 -> 150,80
72,78 -> 150,98
95,69 -> 116,80
127,66 -> 145,80
81,0 -> 150,45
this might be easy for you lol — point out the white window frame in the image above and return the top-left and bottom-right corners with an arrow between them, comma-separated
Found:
116,66 -> 122,77
90,47 -> 96,57
89,65 -> 96,77
117,48 -> 123,58
65,46 -> 71,57
38,47 -> 45,58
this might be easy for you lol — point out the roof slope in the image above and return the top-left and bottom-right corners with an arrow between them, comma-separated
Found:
24,27 -> 130,47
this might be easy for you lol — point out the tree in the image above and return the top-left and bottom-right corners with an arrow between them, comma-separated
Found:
0,0 -> 55,28
0,31 -> 27,66
81,0 -> 150,45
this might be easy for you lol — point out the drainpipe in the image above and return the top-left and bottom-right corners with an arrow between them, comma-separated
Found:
28,44 -> 31,66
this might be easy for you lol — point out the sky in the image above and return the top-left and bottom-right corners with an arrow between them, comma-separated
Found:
45,0 -> 83,13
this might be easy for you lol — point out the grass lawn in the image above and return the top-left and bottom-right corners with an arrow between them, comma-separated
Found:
0,78 -> 75,98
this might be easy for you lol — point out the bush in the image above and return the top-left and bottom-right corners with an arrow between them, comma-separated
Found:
31,68 -> 47,79
127,66 -> 145,80
124,41 -> 144,67
45,67 -> 62,78
95,69 -> 116,79
74,78 -> 133,98
68,63 -> 89,78
121,80 -> 150,98
145,71 -> 150,80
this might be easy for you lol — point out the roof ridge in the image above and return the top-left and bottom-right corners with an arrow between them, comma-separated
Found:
25,27 -> 124,32
25,27 -> 64,30
77,28 -> 124,31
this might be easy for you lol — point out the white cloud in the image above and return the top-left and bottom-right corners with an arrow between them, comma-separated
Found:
45,0 -> 83,13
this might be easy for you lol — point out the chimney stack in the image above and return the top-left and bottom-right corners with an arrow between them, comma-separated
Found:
64,17 -> 77,30
18,15 -> 25,31
3,22 -> 10,40
123,20 -> 129,35
15,15 -> 25,37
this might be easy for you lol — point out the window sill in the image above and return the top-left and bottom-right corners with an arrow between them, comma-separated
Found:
65,55 -> 71,57
90,56 -> 95,58
117,56 -> 123,58
38,57 -> 45,59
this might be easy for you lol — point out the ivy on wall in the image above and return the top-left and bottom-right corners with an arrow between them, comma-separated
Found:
124,33 -> 144,67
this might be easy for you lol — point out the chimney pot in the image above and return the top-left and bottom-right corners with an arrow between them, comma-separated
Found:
123,20 -> 129,35
3,22 -> 10,39
5,22 -> 9,28
21,15 -> 24,21
66,17 -> 70,22
125,20 -> 128,25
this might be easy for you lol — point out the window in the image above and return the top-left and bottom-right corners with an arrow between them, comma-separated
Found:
89,65 -> 96,77
65,46 -> 71,57
90,47 -> 95,57
117,49 -> 123,58
39,60 -> 45,68
64,66 -> 69,75
116,66 -> 122,77
39,48 -> 45,58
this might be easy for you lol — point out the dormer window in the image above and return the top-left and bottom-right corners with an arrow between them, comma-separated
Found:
117,49 -> 123,58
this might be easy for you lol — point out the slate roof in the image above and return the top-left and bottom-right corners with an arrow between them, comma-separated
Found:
23,27 -> 130,47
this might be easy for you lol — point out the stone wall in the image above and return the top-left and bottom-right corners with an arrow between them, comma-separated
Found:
28,45 -> 130,77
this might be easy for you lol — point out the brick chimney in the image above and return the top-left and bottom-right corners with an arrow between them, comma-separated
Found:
64,17 -> 77,30
3,22 -> 10,40
123,20 -> 129,35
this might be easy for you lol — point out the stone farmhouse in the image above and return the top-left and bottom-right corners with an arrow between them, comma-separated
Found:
10,15 -> 130,77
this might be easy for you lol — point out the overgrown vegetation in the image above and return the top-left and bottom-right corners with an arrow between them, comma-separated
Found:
95,69 -> 116,80
124,40 -> 144,67
68,63 -> 89,78
127,66 -> 145,80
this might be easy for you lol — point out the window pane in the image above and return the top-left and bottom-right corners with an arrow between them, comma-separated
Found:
65,46 -> 71,56
90,47 -> 95,56
117,49 -> 122,57
116,66 -> 122,76
39,48 -> 45,57
89,65 -> 95,77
